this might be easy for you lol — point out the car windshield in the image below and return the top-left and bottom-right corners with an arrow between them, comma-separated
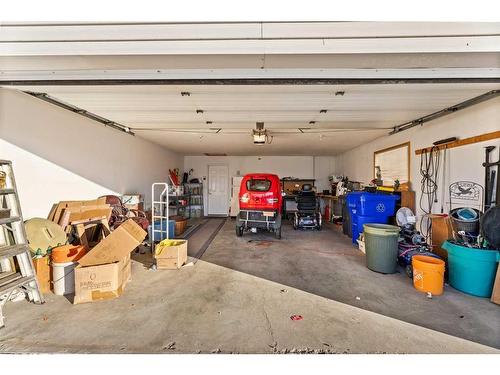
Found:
246,179 -> 271,192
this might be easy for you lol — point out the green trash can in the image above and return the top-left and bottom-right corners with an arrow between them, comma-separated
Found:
363,223 -> 400,274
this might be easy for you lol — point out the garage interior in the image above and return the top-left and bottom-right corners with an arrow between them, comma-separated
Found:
0,21 -> 499,354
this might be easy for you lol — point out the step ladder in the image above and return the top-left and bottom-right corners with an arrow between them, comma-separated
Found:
0,160 -> 44,328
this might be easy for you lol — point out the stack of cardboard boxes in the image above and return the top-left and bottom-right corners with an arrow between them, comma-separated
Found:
74,219 -> 146,304
29,197 -> 148,304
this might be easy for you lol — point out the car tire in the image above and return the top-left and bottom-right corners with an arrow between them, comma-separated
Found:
236,225 -> 244,237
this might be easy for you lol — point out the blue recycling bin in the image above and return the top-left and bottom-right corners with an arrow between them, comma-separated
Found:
346,192 -> 399,244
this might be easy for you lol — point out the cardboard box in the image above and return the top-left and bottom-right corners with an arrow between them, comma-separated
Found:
491,263 -> 500,305
155,239 -> 188,270
33,256 -> 51,294
73,219 -> 146,304
74,255 -> 131,304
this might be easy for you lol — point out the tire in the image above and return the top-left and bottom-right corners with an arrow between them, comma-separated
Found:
236,225 -> 243,237
275,225 -> 282,239
405,264 -> 413,278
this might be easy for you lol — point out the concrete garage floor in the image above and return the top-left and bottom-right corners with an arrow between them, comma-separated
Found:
204,220 -> 500,349
0,220 -> 498,354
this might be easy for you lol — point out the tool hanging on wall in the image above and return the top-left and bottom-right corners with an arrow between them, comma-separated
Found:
419,146 -> 441,239
432,137 -> 456,214
483,146 -> 500,209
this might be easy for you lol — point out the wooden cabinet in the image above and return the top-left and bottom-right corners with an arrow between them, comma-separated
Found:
428,214 -> 454,260
399,191 -> 415,213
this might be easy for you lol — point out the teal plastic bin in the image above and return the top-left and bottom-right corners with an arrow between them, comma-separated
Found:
442,241 -> 500,297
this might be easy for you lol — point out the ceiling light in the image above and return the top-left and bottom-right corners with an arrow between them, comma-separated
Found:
196,109 -> 204,114
320,109 -> 327,113
335,91 -> 345,96
181,91 -> 191,96
206,121 -> 213,125
309,121 -> 316,125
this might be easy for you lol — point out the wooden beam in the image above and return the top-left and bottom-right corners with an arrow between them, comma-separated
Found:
415,130 -> 500,155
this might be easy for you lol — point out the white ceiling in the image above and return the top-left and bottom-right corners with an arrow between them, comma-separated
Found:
11,83 -> 500,155
2,22 -> 499,156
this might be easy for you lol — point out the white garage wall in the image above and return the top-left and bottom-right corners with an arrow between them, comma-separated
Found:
184,155 -> 336,214
335,96 -> 500,216
0,88 -> 183,218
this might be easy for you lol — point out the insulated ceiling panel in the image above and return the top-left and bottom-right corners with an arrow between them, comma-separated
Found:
9,82 -> 500,155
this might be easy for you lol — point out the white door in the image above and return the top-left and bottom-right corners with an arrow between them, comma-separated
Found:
208,165 -> 229,216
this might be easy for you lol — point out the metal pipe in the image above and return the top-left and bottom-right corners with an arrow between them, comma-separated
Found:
390,90 -> 500,135
0,78 -> 499,86
23,91 -> 135,136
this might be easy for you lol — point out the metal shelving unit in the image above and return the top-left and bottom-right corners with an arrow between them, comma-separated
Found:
183,183 -> 204,218
169,193 -> 191,218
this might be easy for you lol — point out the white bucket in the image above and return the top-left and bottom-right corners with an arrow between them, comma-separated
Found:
52,261 -> 76,295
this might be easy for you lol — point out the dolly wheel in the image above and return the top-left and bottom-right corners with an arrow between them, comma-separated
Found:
236,226 -> 244,237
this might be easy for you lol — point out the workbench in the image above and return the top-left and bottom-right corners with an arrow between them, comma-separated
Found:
317,194 -> 340,222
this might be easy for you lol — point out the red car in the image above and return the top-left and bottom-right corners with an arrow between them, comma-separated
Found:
235,173 -> 283,239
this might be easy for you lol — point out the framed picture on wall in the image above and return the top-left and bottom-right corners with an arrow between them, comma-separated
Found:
373,142 -> 410,188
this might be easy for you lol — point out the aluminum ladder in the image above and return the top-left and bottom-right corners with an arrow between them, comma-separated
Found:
0,160 -> 44,328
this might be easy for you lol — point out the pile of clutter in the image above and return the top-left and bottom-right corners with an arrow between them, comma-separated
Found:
24,198 -> 146,304
23,196 -> 189,305
394,207 -> 441,279
356,188 -> 499,304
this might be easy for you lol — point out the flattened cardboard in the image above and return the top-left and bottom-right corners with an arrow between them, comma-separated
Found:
491,263 -> 500,305
48,198 -> 107,223
155,240 -> 188,270
77,219 -> 146,267
74,255 -> 131,304
33,257 -> 51,294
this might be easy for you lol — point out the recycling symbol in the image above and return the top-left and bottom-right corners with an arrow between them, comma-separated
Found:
376,203 -> 386,213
